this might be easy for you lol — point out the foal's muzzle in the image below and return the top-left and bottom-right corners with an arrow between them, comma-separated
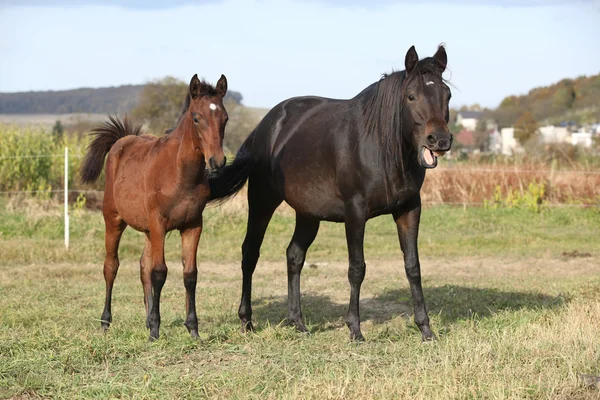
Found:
208,156 -> 226,174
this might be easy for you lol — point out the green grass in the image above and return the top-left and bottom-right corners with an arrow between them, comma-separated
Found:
1,202 -> 600,398
1,200 -> 599,266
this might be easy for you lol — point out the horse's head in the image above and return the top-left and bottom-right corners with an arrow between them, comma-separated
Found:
187,74 -> 228,173
402,45 -> 452,169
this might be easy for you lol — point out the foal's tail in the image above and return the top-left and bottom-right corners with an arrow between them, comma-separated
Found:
208,131 -> 256,203
80,115 -> 142,183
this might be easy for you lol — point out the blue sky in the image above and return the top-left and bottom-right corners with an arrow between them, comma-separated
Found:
0,0 -> 598,109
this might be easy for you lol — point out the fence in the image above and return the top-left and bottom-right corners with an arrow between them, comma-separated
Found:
1,149 -> 600,251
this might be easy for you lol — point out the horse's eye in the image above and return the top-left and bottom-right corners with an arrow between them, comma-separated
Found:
408,94 -> 416,101
193,117 -> 199,124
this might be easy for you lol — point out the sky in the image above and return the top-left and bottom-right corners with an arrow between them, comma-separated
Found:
0,0 -> 599,109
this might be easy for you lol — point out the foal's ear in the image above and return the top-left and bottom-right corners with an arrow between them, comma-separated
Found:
405,45 -> 419,73
433,45 -> 447,73
216,74 -> 228,98
189,74 -> 201,99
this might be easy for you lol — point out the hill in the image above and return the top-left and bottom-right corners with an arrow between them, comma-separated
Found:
492,72 -> 600,128
0,84 -> 243,115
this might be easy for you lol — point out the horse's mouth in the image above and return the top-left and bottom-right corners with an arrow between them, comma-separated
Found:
420,147 -> 446,169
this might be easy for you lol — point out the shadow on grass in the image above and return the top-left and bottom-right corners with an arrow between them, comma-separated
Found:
252,284 -> 567,331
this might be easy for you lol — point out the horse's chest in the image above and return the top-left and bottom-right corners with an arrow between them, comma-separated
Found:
155,186 -> 209,230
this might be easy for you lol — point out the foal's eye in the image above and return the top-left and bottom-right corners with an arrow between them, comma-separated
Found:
193,117 -> 199,124
408,94 -> 416,101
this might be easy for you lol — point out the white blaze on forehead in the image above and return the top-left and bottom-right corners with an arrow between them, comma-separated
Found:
425,81 -> 435,86
209,103 -> 218,111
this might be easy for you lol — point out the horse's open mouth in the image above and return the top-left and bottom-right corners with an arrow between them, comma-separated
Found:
420,147 -> 446,169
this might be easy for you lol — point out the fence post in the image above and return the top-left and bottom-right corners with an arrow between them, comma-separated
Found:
64,147 -> 69,250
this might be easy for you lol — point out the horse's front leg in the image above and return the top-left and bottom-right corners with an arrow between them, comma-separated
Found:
393,202 -> 436,341
344,199 -> 367,341
180,225 -> 202,339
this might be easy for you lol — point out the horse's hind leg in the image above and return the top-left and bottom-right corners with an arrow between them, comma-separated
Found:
180,225 -> 202,339
100,215 -> 127,331
238,176 -> 282,332
143,217 -> 168,340
285,214 -> 320,333
140,235 -> 152,328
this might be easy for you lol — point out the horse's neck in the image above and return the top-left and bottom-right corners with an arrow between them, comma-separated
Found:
170,118 -> 206,185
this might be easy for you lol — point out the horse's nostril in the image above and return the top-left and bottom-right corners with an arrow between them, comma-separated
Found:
208,157 -> 217,170
426,135 -> 436,145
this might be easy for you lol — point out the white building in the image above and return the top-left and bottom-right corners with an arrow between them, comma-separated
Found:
500,127 -> 523,155
456,111 -> 484,131
539,125 -> 569,144
571,131 -> 593,147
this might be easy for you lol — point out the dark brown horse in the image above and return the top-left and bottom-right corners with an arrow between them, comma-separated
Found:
81,74 -> 228,340
209,45 -> 452,341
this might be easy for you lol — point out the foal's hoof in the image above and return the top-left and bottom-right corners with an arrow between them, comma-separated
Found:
241,320 -> 255,333
101,322 -> 110,332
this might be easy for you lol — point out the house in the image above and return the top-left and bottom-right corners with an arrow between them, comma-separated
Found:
539,125 -> 569,144
571,131 -> 593,147
500,127 -> 523,155
454,129 -> 475,148
455,111 -> 484,131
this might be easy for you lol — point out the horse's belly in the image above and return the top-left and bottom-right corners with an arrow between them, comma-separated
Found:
282,176 -> 345,222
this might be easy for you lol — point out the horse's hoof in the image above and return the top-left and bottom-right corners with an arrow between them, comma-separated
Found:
284,318 -> 310,334
421,329 -> 437,342
101,323 -> 110,332
241,321 -> 255,333
189,330 -> 199,340
350,331 -> 365,342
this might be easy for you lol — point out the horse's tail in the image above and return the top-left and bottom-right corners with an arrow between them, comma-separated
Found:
208,130 -> 256,203
80,115 -> 142,184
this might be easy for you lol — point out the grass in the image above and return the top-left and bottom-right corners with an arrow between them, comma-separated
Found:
1,201 -> 600,398
1,198 -> 599,265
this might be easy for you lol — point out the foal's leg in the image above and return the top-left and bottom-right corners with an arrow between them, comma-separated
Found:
140,235 -> 152,328
344,199 -> 367,341
285,214 -> 320,332
393,203 -> 435,341
145,218 -> 168,340
238,177 -> 282,332
100,216 -> 127,331
180,226 -> 202,339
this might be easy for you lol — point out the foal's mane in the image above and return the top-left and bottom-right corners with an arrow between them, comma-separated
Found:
165,80 -> 220,135
360,57 -> 445,172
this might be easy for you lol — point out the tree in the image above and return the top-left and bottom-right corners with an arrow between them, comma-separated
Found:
52,120 -> 64,143
514,111 -> 539,145
130,76 -> 188,135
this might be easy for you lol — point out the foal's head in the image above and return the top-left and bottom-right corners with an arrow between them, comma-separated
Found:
402,45 -> 452,169
186,74 -> 228,173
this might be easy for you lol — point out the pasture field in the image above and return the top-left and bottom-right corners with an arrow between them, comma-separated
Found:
1,202 -> 600,399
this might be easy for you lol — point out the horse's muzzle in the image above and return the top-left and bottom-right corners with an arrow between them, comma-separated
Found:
208,156 -> 226,173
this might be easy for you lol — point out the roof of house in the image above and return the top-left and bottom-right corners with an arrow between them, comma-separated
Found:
455,129 -> 475,147
457,111 -> 484,119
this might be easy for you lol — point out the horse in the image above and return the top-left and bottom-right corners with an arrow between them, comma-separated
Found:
209,45 -> 452,341
81,74 -> 229,340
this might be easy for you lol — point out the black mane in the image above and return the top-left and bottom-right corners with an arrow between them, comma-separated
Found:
360,57 -> 446,172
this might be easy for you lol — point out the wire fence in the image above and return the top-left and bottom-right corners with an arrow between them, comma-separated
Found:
1,152 -> 599,209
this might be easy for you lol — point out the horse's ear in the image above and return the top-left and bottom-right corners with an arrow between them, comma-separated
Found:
433,45 -> 447,73
405,45 -> 419,73
189,74 -> 201,99
216,74 -> 228,98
